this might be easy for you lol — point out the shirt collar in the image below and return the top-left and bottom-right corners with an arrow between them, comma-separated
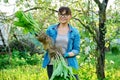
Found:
52,23 -> 73,32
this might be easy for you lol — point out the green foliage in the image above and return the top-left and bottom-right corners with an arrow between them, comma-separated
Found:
0,64 -> 48,80
105,51 -> 120,69
77,53 -> 120,80
111,46 -> 119,55
25,53 -> 42,65
50,56 -> 75,80
14,11 -> 40,34
12,50 -> 42,65
110,44 -> 120,55
0,52 -> 120,80
1,0 -> 120,80
0,50 -> 42,69
0,54 -> 10,69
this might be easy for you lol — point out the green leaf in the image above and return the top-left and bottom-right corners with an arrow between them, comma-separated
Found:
15,11 -> 24,18
3,0 -> 8,3
14,21 -> 24,27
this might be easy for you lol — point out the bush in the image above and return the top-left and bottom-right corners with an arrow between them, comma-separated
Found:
9,39 -> 44,56
0,54 -> 10,69
111,45 -> 120,55
0,50 -> 43,69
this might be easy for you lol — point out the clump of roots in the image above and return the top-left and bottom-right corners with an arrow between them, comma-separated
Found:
36,31 -> 63,58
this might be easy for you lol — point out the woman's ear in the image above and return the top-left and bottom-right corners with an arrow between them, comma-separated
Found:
68,14 -> 72,20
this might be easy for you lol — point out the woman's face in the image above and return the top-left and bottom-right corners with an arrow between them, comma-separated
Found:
58,10 -> 71,24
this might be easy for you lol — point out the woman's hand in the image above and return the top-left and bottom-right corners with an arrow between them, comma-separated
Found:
63,52 -> 75,57
68,52 -> 75,57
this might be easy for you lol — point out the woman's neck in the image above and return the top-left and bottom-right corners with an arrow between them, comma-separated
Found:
59,23 -> 68,28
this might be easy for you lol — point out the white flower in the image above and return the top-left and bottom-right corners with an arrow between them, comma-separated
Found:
80,62 -> 84,67
85,46 -> 90,55
110,60 -> 114,64
76,55 -> 80,59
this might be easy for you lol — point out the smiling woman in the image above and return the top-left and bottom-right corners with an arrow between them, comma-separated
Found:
58,7 -> 72,25
42,6 -> 80,80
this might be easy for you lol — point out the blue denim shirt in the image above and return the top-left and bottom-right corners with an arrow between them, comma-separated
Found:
42,23 -> 80,69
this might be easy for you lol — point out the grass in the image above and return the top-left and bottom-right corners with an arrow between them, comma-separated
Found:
104,51 -> 120,80
0,51 -> 120,80
0,64 -> 48,80
105,51 -> 120,69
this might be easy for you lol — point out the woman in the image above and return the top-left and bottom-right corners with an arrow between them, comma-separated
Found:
42,6 -> 80,80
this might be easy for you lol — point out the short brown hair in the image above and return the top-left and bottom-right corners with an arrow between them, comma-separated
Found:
58,6 -> 71,15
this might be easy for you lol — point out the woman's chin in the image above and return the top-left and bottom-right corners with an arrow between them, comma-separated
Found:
60,21 -> 67,24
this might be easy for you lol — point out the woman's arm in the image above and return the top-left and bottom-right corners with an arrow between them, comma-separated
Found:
64,29 -> 80,57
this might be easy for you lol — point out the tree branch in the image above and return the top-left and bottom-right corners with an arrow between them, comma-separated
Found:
9,7 -> 58,17
102,0 -> 108,9
48,8 -> 58,13
73,17 -> 99,46
94,0 -> 101,8
26,7 -> 58,12
73,17 -> 94,34
24,7 -> 58,13
0,30 -> 6,47
24,7 -> 43,12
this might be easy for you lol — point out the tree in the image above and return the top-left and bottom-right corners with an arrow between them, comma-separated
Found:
72,0 -> 108,79
23,0 -> 108,79
0,0 -> 115,79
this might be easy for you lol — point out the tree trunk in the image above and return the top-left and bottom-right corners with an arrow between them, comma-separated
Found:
96,21 -> 106,79
93,0 -> 108,79
0,30 -> 6,47
96,2 -> 107,80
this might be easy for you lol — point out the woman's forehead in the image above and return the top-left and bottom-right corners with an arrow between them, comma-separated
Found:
58,10 -> 68,15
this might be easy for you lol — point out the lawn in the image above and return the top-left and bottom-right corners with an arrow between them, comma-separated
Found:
0,51 -> 120,80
